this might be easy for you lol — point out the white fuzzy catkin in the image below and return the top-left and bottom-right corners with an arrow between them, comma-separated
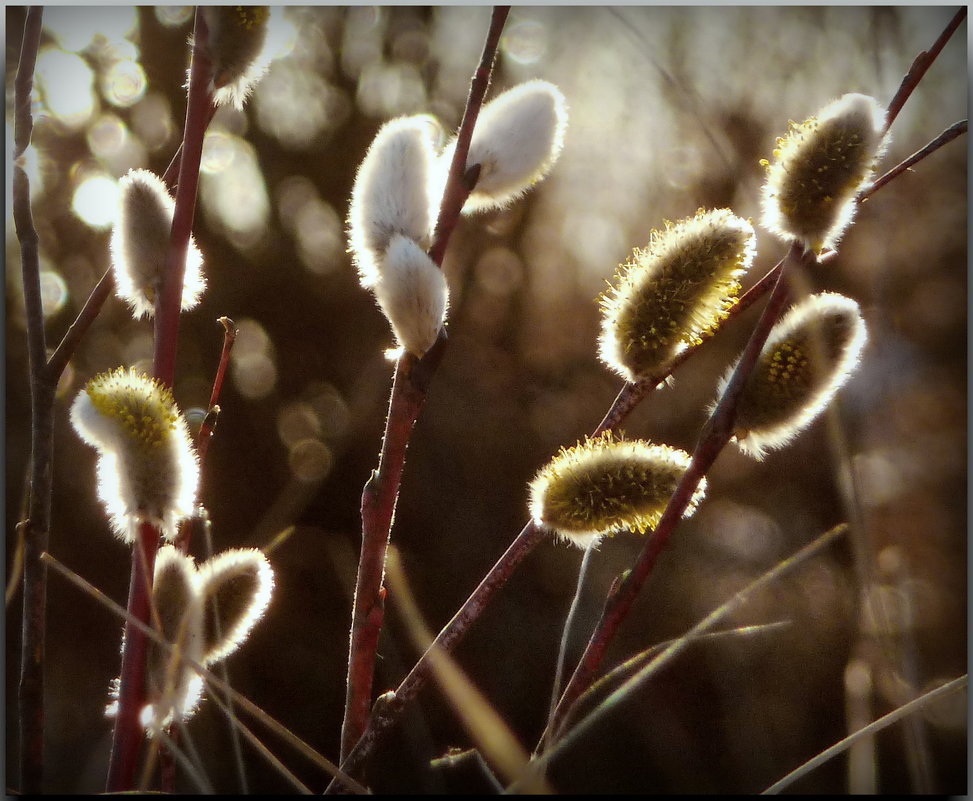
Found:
373,234 -> 449,357
196,547 -> 276,664
140,545 -> 275,733
110,169 -> 205,319
438,79 -> 568,214
70,367 -> 199,542
142,546 -> 206,731
348,115 -> 442,287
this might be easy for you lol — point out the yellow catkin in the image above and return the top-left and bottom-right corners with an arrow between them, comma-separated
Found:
599,209 -> 756,383
528,431 -> 706,549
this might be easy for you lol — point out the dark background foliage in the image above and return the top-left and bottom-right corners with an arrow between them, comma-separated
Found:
6,6 -> 966,794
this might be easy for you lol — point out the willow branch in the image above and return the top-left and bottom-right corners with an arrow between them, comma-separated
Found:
337,5 -> 510,765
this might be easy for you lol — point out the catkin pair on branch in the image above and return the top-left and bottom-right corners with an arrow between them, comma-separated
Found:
128,544 -> 274,732
348,80 -> 568,357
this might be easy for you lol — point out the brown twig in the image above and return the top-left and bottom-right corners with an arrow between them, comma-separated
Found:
861,119 -> 967,201
107,10 -> 214,792
883,7 -> 966,131
44,267 -> 114,382
14,7 -> 49,794
337,5 -> 511,766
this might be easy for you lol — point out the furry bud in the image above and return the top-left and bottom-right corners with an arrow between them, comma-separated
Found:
599,209 -> 756,383
202,6 -> 272,109
70,367 -> 199,542
718,292 -> 868,459
140,545 -> 274,733
373,234 -> 449,357
197,547 -> 275,664
439,79 -> 568,214
528,432 -> 706,549
110,169 -> 206,319
143,546 -> 205,731
348,115 -> 442,287
761,93 -> 888,252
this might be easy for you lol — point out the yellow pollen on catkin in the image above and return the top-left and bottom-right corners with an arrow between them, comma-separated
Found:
85,369 -> 179,452
528,431 -> 706,549
717,292 -> 868,459
598,208 -> 755,383
761,93 -> 888,252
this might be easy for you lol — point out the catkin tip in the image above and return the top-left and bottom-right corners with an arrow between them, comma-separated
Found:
70,367 -> 199,542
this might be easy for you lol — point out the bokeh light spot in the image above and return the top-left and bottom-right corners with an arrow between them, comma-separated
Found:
86,114 -> 128,159
102,59 -> 147,108
36,48 -> 96,129
130,92 -> 175,152
232,353 -> 277,400
39,270 -> 69,318
501,19 -> 548,65
71,173 -> 119,229
155,7 -> 193,28
277,402 -> 322,448
288,438 -> 333,483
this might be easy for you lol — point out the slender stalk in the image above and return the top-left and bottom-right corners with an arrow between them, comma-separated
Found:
45,267 -> 114,382
542,547 -> 594,751
153,11 -> 214,387
106,10 -> 214,791
861,119 -> 967,201
193,318 -> 238,474
762,675 -> 967,795
883,7 -> 966,131
338,5 -> 511,764
14,8 -> 49,794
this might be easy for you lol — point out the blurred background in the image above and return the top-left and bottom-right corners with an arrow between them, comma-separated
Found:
6,5 -> 966,794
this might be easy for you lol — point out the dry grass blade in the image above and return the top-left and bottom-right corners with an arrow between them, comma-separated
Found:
762,674 -> 967,794
385,546 -> 553,793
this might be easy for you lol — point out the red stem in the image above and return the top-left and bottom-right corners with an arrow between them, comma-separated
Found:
862,119 -> 967,201
153,11 -> 213,387
105,522 -> 162,790
339,355 -> 428,759
337,5 -> 511,765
